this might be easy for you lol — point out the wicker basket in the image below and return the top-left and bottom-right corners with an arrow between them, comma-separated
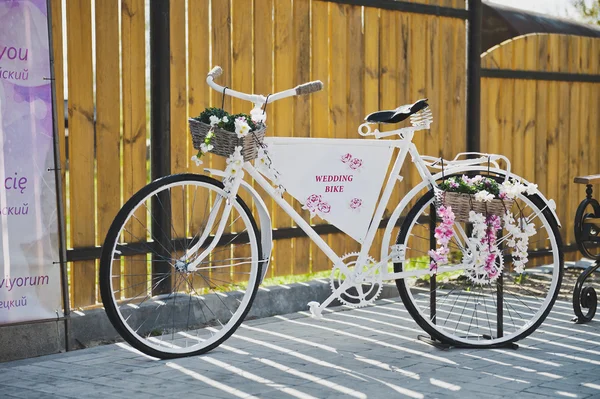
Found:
189,118 -> 267,161
435,189 -> 513,223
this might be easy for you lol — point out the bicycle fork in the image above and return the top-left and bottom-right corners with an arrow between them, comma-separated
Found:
176,172 -> 245,272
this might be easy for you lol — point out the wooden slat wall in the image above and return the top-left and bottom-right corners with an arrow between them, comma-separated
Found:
481,33 -> 600,259
55,0 -> 467,307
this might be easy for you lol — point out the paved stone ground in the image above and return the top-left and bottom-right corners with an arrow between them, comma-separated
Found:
1,296 -> 600,399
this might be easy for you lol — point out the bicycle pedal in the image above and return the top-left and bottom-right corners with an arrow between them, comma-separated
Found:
307,301 -> 324,320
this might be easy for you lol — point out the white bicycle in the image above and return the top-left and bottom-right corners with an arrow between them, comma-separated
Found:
100,66 -> 563,358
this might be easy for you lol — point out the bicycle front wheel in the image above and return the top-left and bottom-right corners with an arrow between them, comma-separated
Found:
99,174 -> 262,358
395,187 -> 563,347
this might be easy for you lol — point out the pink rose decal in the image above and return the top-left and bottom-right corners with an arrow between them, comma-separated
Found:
341,153 -> 352,163
349,198 -> 362,210
349,158 -> 363,170
305,194 -> 323,211
318,202 -> 331,214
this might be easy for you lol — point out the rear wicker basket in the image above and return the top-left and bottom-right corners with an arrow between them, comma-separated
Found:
189,118 -> 267,161
435,189 -> 513,223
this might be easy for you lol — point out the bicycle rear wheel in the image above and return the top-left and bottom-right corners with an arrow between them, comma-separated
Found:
395,186 -> 563,347
99,174 -> 262,358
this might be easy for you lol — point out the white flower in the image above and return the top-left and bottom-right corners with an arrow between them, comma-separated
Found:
200,143 -> 214,154
222,116 -> 229,123
525,183 -> 538,195
235,117 -> 251,138
250,105 -> 267,123
209,115 -> 221,127
191,155 -> 202,166
474,190 -> 494,202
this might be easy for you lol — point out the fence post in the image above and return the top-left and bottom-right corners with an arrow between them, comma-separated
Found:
467,0 -> 482,153
150,0 -> 172,295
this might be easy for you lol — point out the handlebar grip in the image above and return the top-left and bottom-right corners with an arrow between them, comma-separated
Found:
295,81 -> 323,95
208,66 -> 223,79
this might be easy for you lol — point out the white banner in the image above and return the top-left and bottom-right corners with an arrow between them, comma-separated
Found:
0,0 -> 62,323
259,138 -> 395,243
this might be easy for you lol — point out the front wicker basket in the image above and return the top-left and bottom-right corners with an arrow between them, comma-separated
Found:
435,190 -> 513,223
189,118 -> 267,161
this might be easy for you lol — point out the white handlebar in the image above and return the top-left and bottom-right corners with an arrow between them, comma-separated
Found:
206,66 -> 323,106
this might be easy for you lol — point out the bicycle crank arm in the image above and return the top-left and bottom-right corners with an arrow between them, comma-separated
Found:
307,279 -> 354,319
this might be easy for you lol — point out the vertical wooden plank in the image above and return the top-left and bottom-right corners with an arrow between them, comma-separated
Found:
578,37 -> 591,180
273,0 -> 294,277
208,0 -> 233,282
364,7 -> 383,260
438,16 -> 454,159
254,0 -> 275,276
210,0 -> 232,180
523,35 -> 538,184
231,0 -> 254,283
188,0 -> 210,289
170,0 -> 188,177
499,42 -> 513,160
66,1 -> 96,307
169,0 -> 189,286
293,0 -> 312,274
546,35 -> 560,224
397,11 -> 411,194
426,12 -> 440,158
329,3 -> 348,259
452,17 -> 466,157
535,35 -> 549,199
122,0 -> 147,299
345,4 -> 364,256
565,36 -> 580,249
311,0 -> 330,273
95,0 -> 121,297
505,38 -> 527,176
379,8 -> 399,244
188,0 -> 210,120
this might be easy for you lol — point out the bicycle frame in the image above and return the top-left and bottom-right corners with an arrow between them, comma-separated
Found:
186,65 -> 561,289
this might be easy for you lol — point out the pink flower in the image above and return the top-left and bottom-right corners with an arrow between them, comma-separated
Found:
341,153 -> 353,163
318,202 -> 331,213
305,194 -> 322,210
350,198 -> 362,209
429,261 -> 438,274
349,158 -> 363,170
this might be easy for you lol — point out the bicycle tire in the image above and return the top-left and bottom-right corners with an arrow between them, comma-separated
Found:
395,183 -> 563,348
100,173 -> 262,358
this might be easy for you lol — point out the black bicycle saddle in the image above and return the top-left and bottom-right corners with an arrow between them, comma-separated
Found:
364,99 -> 429,124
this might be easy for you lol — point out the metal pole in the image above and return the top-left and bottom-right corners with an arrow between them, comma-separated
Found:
46,0 -> 71,352
430,203 -> 437,324
466,0 -> 482,153
150,0 -> 172,295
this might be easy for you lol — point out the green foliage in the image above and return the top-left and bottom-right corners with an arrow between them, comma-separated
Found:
194,107 -> 259,133
439,175 -> 500,196
572,0 -> 600,25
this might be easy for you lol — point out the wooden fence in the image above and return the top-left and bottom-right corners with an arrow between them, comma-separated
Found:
480,33 -> 600,261
52,0 -> 468,308
52,1 -> 600,310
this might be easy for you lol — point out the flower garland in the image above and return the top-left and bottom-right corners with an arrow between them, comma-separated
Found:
256,143 -> 285,197
222,146 -> 244,199
468,211 -> 502,283
431,175 -> 540,283
428,206 -> 455,274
